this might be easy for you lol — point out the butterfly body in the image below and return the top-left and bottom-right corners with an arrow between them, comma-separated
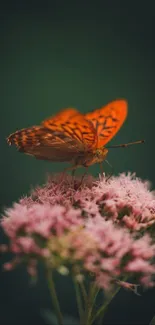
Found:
72,147 -> 109,168
7,100 -> 128,168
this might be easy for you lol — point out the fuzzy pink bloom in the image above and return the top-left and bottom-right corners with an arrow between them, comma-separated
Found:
1,173 -> 155,290
125,258 -> 155,273
2,203 -> 82,239
19,173 -> 155,232
3,262 -> 15,271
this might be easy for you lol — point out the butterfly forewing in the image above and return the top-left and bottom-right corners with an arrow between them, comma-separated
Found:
42,108 -> 97,150
7,108 -> 97,161
85,99 -> 128,148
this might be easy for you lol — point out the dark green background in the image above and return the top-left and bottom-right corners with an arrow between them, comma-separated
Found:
1,1 -> 155,324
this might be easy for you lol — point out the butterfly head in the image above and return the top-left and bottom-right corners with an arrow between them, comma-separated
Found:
86,147 -> 108,166
95,147 -> 108,162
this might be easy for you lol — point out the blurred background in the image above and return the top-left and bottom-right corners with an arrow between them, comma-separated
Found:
0,1 -> 155,324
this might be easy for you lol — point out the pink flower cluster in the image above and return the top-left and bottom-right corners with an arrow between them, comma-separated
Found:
1,172 -> 155,290
74,172 -> 155,231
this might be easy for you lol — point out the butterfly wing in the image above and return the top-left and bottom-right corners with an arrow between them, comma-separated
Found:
85,99 -> 128,148
42,108 -> 97,150
7,126 -> 80,161
7,108 -> 97,161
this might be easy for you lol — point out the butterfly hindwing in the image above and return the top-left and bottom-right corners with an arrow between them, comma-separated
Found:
7,125 -> 87,161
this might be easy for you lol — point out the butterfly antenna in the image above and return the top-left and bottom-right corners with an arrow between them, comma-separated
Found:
104,159 -> 114,181
106,140 -> 145,149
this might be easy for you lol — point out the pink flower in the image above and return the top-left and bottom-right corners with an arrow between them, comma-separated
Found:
1,172 -> 155,290
2,203 -> 82,240
125,258 -> 155,273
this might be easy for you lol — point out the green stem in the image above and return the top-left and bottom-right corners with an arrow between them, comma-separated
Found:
85,283 -> 99,325
46,265 -> 64,325
72,277 -> 84,324
79,281 -> 88,306
91,285 -> 120,324
91,276 -> 128,324
73,278 -> 99,325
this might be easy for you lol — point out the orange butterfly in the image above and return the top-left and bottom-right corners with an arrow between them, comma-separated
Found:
7,99 -> 143,171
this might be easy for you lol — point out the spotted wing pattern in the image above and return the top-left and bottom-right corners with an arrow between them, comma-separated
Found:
85,99 -> 128,148
7,108 -> 97,161
42,108 -> 97,150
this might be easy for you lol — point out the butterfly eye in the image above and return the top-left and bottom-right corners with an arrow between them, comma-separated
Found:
96,148 -> 108,159
96,149 -> 101,158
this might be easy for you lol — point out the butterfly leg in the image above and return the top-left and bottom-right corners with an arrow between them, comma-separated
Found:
79,166 -> 88,187
71,167 -> 77,188
71,169 -> 76,177
59,165 -> 75,184
61,165 -> 78,188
